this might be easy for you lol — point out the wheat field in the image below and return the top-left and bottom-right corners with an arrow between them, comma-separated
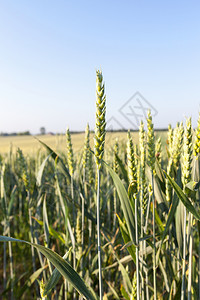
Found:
0,71 -> 199,300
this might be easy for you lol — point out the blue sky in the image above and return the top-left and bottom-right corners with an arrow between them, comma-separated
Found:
0,1 -> 200,133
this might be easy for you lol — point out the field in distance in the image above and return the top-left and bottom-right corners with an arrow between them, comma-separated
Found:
0,131 -> 167,155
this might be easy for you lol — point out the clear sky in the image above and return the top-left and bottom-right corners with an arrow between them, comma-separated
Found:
0,1 -> 200,133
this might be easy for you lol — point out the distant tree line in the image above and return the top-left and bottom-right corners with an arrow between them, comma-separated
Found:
0,131 -> 31,136
0,127 -> 47,136
0,128 -> 169,137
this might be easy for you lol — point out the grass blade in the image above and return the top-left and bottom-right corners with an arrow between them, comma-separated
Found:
44,248 -> 72,295
0,235 -> 96,300
103,161 -> 136,245
164,171 -> 200,220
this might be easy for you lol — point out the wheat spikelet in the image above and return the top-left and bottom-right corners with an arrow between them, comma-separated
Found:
139,121 -> 148,216
76,210 -> 82,260
166,122 -> 184,202
66,127 -> 74,177
17,148 -> 30,192
167,124 -> 173,157
113,138 -> 119,174
182,117 -> 193,188
155,137 -> 162,164
134,144 -> 140,192
132,272 -> 137,299
147,110 -> 155,172
127,130 -> 137,193
172,122 -> 184,167
88,150 -> 94,185
194,112 -> 200,157
39,279 -> 47,300
82,123 -> 90,170
94,70 -> 106,169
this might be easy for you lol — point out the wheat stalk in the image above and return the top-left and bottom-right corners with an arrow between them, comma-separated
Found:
127,130 -> 140,300
94,70 -> 106,300
181,117 -> 193,300
147,110 -> 156,300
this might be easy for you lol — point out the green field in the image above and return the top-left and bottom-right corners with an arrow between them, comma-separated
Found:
1,121 -> 200,299
1,71 -> 198,300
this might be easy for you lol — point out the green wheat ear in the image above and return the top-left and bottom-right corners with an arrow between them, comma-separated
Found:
167,124 -> 173,157
166,122 -> 184,202
82,123 -> 90,176
17,148 -> 30,192
83,123 -> 90,164
88,150 -> 94,185
132,272 -> 137,299
147,110 -> 155,172
94,70 -> 106,169
194,112 -> 200,158
39,278 -> 47,299
76,210 -> 82,260
66,127 -> 74,177
139,121 -> 147,215
182,117 -> 193,188
127,130 -> 137,193
113,138 -> 119,174
155,137 -> 162,164
172,122 -> 184,168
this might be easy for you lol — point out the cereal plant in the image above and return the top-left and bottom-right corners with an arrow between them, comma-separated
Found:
0,71 -> 200,300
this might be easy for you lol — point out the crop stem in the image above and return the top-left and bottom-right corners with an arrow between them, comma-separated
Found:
97,167 -> 103,300
135,194 -> 140,300
152,171 -> 157,300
